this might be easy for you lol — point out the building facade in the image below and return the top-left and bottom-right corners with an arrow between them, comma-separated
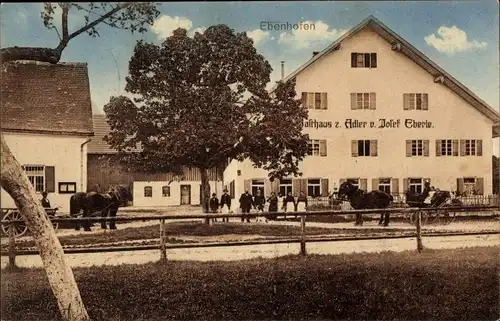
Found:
0,61 -> 94,213
223,16 -> 500,200
87,114 -> 223,207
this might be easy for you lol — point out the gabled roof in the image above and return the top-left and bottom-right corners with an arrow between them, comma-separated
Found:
1,61 -> 94,136
88,114 -> 141,154
272,15 -> 500,138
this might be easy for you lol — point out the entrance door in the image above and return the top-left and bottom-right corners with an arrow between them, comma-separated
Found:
180,185 -> 191,205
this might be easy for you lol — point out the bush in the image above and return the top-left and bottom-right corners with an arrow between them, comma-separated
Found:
1,246 -> 498,321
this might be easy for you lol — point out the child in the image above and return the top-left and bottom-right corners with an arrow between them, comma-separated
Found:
209,193 -> 219,222
220,189 -> 231,222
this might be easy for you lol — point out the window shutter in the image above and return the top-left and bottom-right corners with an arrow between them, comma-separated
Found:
403,94 -> 410,110
422,93 -> 428,110
351,53 -> 357,67
370,140 -> 378,156
45,166 -> 55,193
370,53 -> 377,68
243,179 -> 251,193
372,178 -> 379,191
475,177 -> 484,195
264,179 -> 272,197
319,140 -> 327,156
321,179 -> 329,196
452,140 -> 459,156
391,178 -> 399,195
292,179 -> 301,197
406,140 -> 412,157
476,140 -> 482,156
351,140 -> 358,157
369,92 -> 376,110
301,92 -> 307,108
307,93 -> 315,109
360,178 -> 367,191
403,178 -> 408,192
321,93 -> 328,110
460,140 -> 466,156
271,179 -> 280,195
435,140 -> 441,156
457,178 -> 464,194
423,140 -> 430,156
364,53 -> 370,67
350,93 -> 357,110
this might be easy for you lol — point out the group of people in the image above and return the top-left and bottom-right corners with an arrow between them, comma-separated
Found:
208,189 -> 310,223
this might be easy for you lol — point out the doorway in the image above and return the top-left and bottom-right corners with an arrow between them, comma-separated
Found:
180,185 -> 191,205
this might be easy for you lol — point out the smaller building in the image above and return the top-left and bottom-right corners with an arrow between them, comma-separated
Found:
0,61 -> 94,213
87,114 -> 223,207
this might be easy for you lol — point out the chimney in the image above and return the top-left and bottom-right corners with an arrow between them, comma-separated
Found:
312,51 -> 320,57
281,61 -> 285,80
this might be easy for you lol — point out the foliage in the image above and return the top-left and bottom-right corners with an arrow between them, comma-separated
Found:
2,246 -> 498,321
493,155 -> 499,194
103,26 -> 309,181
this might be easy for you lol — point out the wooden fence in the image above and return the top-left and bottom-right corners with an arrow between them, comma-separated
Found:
1,206 -> 499,266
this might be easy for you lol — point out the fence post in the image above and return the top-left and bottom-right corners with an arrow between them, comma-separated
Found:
300,214 -> 307,256
159,219 -> 167,262
8,225 -> 16,268
416,211 -> 423,253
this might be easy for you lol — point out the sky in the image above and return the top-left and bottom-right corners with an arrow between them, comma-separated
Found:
1,1 -> 499,155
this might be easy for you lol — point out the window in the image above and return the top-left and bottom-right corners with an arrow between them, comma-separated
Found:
307,179 -> 321,197
378,178 -> 391,194
144,186 -> 152,197
460,139 -> 482,156
352,140 -> 377,157
351,52 -> 377,68
58,182 -> 76,194
351,92 -> 376,110
302,92 -> 327,109
22,165 -> 45,192
436,139 -> 458,156
229,180 -> 235,199
408,178 -> 423,194
346,178 -> 359,188
463,177 -> 476,194
403,93 -> 428,110
406,140 -> 429,157
308,139 -> 320,156
162,186 -> 170,197
279,179 -> 293,196
251,179 -> 264,196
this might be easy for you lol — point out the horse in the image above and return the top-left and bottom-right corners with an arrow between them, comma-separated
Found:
69,185 -> 132,232
337,182 -> 394,226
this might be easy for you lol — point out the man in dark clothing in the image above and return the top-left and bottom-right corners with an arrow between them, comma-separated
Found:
420,181 -> 431,203
41,191 -> 51,208
209,193 -> 219,213
220,189 -> 231,222
239,190 -> 254,223
253,189 -> 265,212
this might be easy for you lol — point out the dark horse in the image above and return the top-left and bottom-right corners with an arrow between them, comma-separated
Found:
337,182 -> 394,226
69,185 -> 132,231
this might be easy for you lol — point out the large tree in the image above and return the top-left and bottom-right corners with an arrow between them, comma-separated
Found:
493,155 -> 499,194
104,26 -> 309,218
0,3 -> 159,321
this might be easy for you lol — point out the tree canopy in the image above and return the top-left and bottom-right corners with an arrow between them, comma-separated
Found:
104,25 -> 309,181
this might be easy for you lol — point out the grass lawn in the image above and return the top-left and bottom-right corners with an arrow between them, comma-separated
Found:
1,246 -> 498,321
4,222 -> 411,248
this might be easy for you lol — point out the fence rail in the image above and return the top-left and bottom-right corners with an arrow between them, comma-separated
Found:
1,206 -> 499,266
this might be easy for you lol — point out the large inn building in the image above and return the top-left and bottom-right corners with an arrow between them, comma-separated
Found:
223,16 -> 500,200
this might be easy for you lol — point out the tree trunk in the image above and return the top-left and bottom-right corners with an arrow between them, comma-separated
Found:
199,167 -> 211,224
0,135 -> 90,321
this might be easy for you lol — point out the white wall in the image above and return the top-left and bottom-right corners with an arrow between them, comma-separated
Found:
0,132 -> 90,213
133,181 -> 223,207
226,27 -> 495,195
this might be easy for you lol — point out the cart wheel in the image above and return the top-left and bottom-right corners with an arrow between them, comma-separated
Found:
52,221 -> 59,231
2,210 -> 28,238
409,211 -> 428,225
438,209 -> 456,225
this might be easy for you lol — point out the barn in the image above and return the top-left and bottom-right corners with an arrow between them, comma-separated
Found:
223,16 -> 500,200
0,61 -> 94,213
87,114 -> 223,207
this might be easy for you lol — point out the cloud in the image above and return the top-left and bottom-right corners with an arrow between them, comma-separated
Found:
151,15 -> 206,39
424,25 -> 487,54
247,29 -> 271,46
278,20 -> 347,49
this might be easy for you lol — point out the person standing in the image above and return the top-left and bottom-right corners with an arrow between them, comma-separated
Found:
296,191 -> 308,212
267,192 -> 278,220
254,189 -> 265,212
220,188 -> 231,223
283,192 -> 296,214
209,193 -> 219,222
239,190 -> 253,223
